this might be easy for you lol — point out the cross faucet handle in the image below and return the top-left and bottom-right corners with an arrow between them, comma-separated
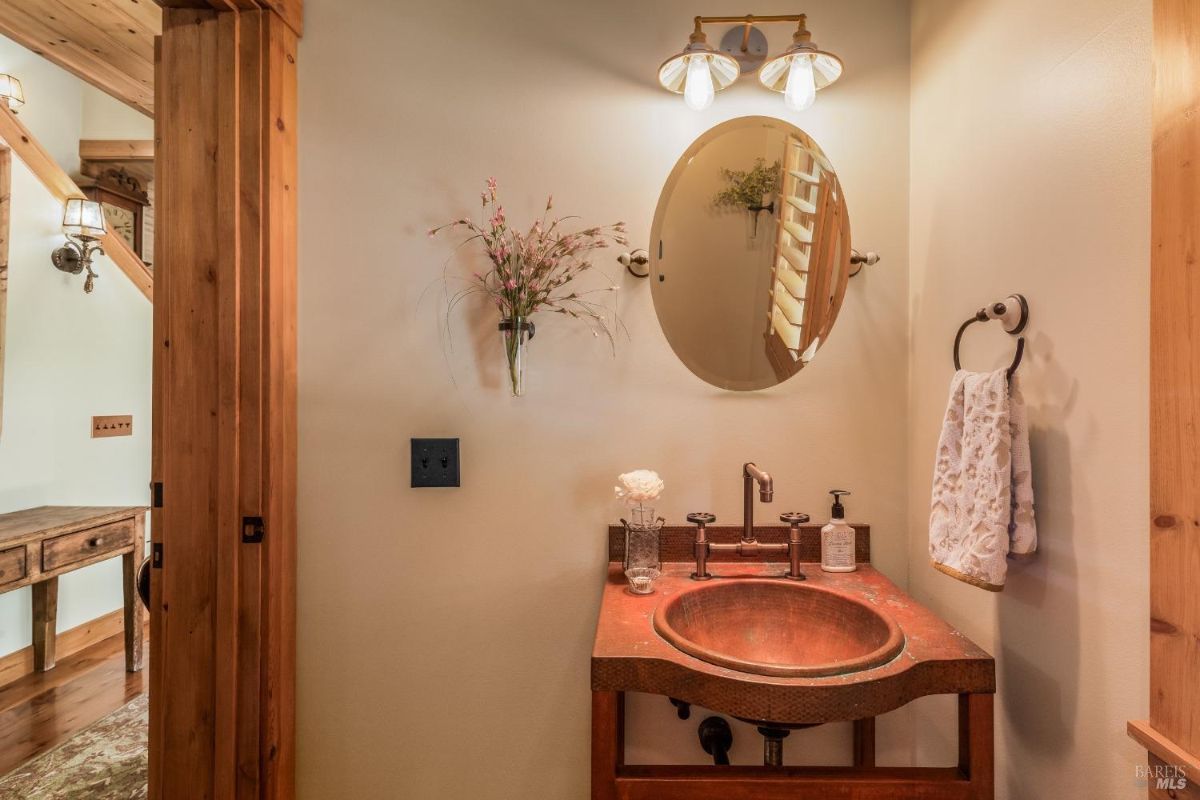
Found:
687,513 -> 716,581
780,512 -> 810,581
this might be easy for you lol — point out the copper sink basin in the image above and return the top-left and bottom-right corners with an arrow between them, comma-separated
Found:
652,579 -> 905,678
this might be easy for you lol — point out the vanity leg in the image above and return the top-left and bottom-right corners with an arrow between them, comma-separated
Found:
123,550 -> 144,672
32,577 -> 58,672
959,693 -> 995,799
591,691 -> 623,800
852,717 -> 876,768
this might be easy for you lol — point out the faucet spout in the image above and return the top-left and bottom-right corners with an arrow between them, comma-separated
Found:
743,462 -> 773,544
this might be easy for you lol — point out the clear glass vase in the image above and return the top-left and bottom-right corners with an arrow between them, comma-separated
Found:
623,507 -> 663,572
498,318 -> 535,397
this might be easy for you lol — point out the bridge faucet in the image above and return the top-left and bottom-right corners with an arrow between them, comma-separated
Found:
686,463 -> 809,581
742,462 -> 773,546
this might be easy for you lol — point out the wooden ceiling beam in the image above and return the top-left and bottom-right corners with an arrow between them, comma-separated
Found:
0,0 -> 157,117
154,0 -> 302,36
0,105 -> 152,301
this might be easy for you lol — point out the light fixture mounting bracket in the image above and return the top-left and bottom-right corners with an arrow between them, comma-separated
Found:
697,14 -> 815,76
51,236 -> 105,293
719,25 -> 769,74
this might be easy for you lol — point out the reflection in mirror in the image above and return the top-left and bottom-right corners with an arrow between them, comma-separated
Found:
650,117 -> 850,391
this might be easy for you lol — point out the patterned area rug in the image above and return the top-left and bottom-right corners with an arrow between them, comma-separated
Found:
0,694 -> 147,800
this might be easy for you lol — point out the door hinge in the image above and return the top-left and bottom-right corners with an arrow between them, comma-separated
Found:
242,516 -> 265,544
151,542 -> 164,568
152,482 -> 163,508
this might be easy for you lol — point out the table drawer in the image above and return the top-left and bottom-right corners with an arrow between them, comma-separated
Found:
0,546 -> 25,588
42,519 -> 135,572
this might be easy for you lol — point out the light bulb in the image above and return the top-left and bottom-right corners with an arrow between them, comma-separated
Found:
683,55 -> 714,111
784,55 -> 816,111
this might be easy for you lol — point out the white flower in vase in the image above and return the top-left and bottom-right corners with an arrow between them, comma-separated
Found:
615,469 -> 664,528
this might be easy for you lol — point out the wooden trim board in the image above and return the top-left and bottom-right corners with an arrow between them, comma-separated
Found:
155,0 -> 302,37
0,147 -> 8,440
1130,720 -> 1200,782
1138,0 -> 1200,774
80,139 -> 155,162
0,608 -> 138,687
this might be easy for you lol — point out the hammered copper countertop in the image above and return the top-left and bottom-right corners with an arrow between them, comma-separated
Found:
591,561 -> 995,725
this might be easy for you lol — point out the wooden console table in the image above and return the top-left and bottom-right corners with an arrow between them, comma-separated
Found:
0,506 -> 147,674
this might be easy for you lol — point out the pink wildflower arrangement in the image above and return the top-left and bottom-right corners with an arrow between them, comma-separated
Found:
429,178 -> 628,350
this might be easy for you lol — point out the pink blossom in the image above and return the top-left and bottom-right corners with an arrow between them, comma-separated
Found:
430,178 -> 625,354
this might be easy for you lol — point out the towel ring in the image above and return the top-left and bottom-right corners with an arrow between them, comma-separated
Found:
952,294 -> 1028,379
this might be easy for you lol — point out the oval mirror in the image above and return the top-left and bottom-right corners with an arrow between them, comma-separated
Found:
650,117 -> 851,390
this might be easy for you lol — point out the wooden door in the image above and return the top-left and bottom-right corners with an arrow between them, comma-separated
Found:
150,4 -> 299,798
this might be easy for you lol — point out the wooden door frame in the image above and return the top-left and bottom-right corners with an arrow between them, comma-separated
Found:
1128,0 -> 1200,793
150,3 -> 299,798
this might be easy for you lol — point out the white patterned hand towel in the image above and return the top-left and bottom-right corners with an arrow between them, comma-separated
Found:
929,370 -> 1037,590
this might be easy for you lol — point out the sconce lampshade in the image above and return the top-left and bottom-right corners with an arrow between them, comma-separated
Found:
62,198 -> 107,239
0,73 -> 24,111
758,41 -> 843,112
658,29 -> 739,111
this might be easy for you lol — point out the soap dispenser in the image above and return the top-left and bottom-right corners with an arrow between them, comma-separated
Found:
820,490 -> 856,573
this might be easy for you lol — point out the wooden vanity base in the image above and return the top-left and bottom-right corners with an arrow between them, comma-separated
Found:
591,691 -> 994,800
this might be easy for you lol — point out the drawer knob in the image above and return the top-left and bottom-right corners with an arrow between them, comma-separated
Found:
88,536 -> 104,548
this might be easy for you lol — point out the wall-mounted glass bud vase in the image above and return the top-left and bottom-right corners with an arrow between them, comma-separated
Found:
498,318 -> 534,397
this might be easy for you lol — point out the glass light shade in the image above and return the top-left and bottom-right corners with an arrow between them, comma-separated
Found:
0,74 -> 23,111
658,48 -> 739,109
62,198 -> 107,238
759,49 -> 843,101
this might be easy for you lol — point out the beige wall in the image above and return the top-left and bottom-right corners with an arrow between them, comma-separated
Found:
297,0 -> 910,796
907,1 -> 1150,797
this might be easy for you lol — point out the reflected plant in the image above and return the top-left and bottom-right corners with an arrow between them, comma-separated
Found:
713,159 -> 782,211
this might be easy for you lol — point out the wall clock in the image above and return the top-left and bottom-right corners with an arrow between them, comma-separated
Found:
80,168 -> 148,259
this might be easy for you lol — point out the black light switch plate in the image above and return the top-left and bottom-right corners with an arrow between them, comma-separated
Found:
410,438 -> 460,488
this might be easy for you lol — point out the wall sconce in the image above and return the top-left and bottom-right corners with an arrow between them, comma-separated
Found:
657,14 -> 842,112
0,73 -> 23,112
52,198 -> 107,293
657,22 -> 740,111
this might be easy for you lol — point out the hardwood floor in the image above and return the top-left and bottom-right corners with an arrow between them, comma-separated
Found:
0,629 -> 147,777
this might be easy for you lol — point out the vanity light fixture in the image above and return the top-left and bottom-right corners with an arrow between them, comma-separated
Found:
757,16 -> 843,110
0,73 -> 24,112
657,20 -> 740,111
52,198 -> 107,294
658,15 -> 842,112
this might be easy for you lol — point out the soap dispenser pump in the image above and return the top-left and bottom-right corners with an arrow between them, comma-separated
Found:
820,490 -> 856,573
